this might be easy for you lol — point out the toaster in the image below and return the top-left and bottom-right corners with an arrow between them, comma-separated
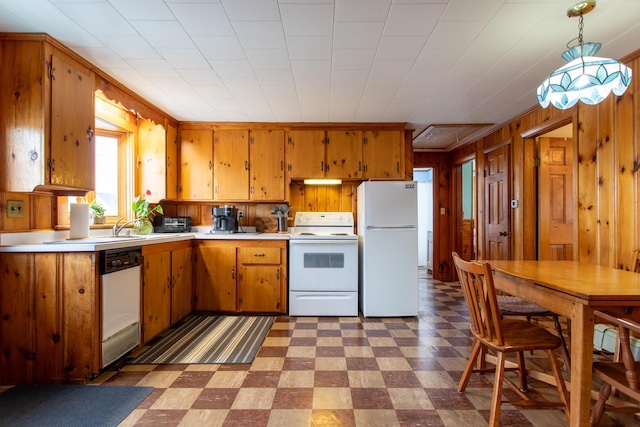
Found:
153,216 -> 192,233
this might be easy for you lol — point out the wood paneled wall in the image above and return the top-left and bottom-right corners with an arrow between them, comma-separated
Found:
417,49 -> 640,280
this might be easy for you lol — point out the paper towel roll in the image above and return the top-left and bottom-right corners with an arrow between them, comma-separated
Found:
69,203 -> 90,240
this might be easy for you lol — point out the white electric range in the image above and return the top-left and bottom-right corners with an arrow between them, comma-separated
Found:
288,212 -> 358,316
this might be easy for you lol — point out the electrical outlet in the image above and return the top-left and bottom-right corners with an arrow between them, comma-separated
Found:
238,210 -> 244,219
7,200 -> 25,218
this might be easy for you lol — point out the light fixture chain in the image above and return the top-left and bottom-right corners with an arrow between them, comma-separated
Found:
578,14 -> 584,47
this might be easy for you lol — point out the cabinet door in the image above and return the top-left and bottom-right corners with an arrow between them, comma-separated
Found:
363,130 -> 403,178
142,251 -> 171,343
171,246 -> 193,323
250,129 -> 285,200
61,252 -> 98,382
166,123 -> 179,200
138,120 -> 167,202
214,129 -> 249,200
286,130 -> 326,178
238,266 -> 282,312
325,130 -> 362,179
195,244 -> 237,311
179,128 -> 213,200
0,253 -> 36,384
50,50 -> 95,190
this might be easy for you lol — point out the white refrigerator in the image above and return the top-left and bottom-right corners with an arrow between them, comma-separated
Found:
357,181 -> 419,317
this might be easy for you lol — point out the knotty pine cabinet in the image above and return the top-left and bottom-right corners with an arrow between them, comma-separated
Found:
362,130 -> 403,179
213,129 -> 250,200
141,241 -> 193,343
0,252 -> 99,385
194,240 -> 287,314
179,128 -> 213,200
178,127 -> 286,201
286,129 -> 405,180
0,35 -> 95,194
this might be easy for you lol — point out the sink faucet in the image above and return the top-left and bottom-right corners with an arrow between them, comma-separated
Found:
112,217 -> 140,236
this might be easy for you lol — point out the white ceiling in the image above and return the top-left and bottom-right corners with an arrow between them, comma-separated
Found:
0,0 -> 638,151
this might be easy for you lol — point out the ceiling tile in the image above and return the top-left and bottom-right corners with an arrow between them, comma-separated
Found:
208,59 -> 255,78
156,48 -> 211,69
98,35 -> 160,59
193,36 -> 246,60
126,59 -> 181,78
55,2 -> 136,36
287,36 -> 332,60
178,69 -> 222,86
130,20 -> 194,49
109,0 -> 174,20
335,0 -> 390,21
280,3 -> 333,36
221,0 -> 280,21
232,21 -> 286,49
291,60 -> 331,79
245,48 -> 291,70
375,36 -> 426,60
333,22 -> 384,49
384,3 -> 446,37
332,49 -> 376,70
168,3 -> 234,36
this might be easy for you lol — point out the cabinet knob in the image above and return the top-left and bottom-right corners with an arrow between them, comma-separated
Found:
231,266 -> 235,279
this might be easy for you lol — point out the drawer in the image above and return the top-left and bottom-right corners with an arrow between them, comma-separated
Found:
238,247 -> 281,264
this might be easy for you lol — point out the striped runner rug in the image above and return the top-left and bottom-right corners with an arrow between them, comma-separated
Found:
131,315 -> 275,364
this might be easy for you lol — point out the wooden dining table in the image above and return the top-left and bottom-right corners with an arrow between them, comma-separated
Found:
487,260 -> 640,427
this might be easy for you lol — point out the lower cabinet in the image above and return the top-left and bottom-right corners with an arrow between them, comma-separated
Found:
0,252 -> 99,385
195,240 -> 287,314
141,241 -> 193,344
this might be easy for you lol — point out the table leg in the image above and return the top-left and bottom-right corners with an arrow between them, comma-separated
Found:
570,304 -> 595,426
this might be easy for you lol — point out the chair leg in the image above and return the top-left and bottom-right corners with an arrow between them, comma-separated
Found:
458,340 -> 482,392
547,349 -> 570,424
590,382 -> 612,427
552,315 -> 571,370
489,351 -> 507,427
516,351 -> 528,392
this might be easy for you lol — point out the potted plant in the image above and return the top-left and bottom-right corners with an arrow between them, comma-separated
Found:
89,199 -> 106,224
131,190 -> 163,234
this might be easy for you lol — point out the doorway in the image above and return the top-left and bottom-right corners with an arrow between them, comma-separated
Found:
414,169 -> 434,272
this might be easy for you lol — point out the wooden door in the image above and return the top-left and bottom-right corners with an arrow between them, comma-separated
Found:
363,130 -> 403,178
171,246 -> 193,323
325,130 -> 362,179
250,129 -> 285,200
539,137 -> 574,260
195,243 -> 237,311
137,119 -> 166,202
484,145 -> 510,260
179,128 -> 212,200
286,129 -> 326,178
50,50 -> 95,190
214,129 -> 249,200
142,251 -> 171,343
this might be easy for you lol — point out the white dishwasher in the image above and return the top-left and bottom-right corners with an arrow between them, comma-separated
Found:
100,247 -> 142,368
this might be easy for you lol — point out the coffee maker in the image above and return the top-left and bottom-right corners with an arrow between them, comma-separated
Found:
211,205 -> 238,233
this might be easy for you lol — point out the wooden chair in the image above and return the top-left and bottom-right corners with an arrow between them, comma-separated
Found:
452,252 -> 570,426
497,295 -> 571,371
632,250 -> 640,273
590,310 -> 640,426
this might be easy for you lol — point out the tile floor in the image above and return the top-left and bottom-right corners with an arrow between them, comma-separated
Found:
92,273 -> 639,427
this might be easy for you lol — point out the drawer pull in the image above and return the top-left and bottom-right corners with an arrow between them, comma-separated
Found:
254,253 -> 265,257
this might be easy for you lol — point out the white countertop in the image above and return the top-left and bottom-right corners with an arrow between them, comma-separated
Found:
0,226 -> 290,253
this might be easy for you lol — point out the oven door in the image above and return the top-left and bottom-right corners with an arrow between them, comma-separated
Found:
289,239 -> 358,292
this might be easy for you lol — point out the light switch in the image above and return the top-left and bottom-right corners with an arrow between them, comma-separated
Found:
510,200 -> 519,208
7,200 -> 25,218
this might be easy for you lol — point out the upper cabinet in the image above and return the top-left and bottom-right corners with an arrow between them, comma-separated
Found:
214,129 -> 249,201
287,128 -> 406,180
249,129 -> 285,201
325,130 -> 363,179
362,130 -> 403,179
179,128 -> 213,200
0,36 -> 95,194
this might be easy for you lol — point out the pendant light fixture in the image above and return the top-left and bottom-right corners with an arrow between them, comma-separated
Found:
536,1 -> 632,110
